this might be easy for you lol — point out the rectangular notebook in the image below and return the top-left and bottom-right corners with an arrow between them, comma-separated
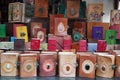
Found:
0,24 -> 6,38
16,26 -> 28,42
105,30 -> 116,44
87,3 -> 103,22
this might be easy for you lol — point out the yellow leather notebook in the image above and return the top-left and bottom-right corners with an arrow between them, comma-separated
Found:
16,26 -> 28,42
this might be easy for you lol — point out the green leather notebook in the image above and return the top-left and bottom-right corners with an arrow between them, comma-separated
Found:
105,30 -> 116,44
0,24 -> 6,38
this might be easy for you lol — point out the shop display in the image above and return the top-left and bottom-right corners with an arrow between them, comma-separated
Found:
0,1 -> 120,79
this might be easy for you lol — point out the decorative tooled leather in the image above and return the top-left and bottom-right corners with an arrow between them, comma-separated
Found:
2,61 -> 14,73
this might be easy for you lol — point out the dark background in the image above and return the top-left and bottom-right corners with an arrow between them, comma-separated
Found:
0,0 -> 119,42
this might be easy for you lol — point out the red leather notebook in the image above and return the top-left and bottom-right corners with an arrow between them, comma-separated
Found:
30,38 -> 40,50
97,40 -> 106,52
79,40 -> 87,51
63,35 -> 72,50
48,35 -> 56,51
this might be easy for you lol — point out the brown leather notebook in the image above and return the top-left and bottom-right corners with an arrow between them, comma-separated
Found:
50,14 -> 64,34
96,54 -> 115,78
66,0 -> 80,18
54,18 -> 68,36
34,0 -> 48,17
20,54 -> 37,77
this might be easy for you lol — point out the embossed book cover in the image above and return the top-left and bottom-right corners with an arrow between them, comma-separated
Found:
31,22 -> 42,37
77,52 -> 96,78
110,10 -> 120,26
8,2 -> 25,22
20,54 -> 37,77
39,53 -> 57,76
54,18 -> 68,36
50,14 -> 64,34
105,30 -> 116,44
96,54 -> 115,78
66,0 -> 80,18
34,0 -> 48,17
59,52 -> 76,77
1,53 -> 19,76
73,22 -> 86,42
87,3 -> 103,22
92,26 -> 103,39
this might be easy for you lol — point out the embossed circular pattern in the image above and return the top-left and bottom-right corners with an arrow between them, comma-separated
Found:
23,60 -> 34,73
57,22 -> 65,33
2,61 -> 14,73
62,63 -> 73,75
82,60 -> 94,74
100,62 -> 109,73
70,7 -> 76,16
39,7 -> 43,13
42,59 -> 54,72
73,32 -> 81,42
37,31 -> 45,42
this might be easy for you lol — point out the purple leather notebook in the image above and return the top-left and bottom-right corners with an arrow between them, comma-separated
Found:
92,26 -> 103,39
